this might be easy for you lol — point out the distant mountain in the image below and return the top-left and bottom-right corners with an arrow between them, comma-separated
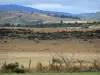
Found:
0,4 -> 99,20
0,4 -> 71,15
91,12 -> 100,20
77,12 -> 100,20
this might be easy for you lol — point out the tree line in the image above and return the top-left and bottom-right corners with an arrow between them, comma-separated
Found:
0,21 -> 100,28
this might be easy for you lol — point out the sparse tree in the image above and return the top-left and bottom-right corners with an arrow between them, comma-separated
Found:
60,20 -> 63,24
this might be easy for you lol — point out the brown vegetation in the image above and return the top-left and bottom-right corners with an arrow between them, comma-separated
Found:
0,27 -> 100,73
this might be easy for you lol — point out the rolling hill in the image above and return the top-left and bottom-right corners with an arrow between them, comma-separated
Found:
0,10 -> 90,25
0,4 -> 99,25
0,4 -> 100,20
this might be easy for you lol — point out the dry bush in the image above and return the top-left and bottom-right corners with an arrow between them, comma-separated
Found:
43,55 -> 100,72
43,63 -> 65,72
1,57 -> 100,73
0,62 -> 26,73
35,62 -> 44,72
89,59 -> 100,72
34,38 -> 40,43
3,40 -> 7,43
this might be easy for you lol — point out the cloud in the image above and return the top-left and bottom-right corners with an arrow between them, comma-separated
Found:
26,3 -> 72,10
0,0 -> 100,14
25,2 -> 100,14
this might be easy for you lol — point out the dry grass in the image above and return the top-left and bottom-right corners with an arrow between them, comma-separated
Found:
0,39 -> 100,68
0,26 -> 100,32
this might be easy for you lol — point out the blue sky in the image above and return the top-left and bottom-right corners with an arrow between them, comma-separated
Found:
0,0 -> 100,14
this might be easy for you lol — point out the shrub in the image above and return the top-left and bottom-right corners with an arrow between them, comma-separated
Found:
0,62 -> 26,73
89,59 -> 100,72
35,62 -> 44,72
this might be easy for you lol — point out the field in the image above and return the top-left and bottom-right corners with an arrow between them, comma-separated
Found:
0,39 -> 100,68
1,72 -> 100,75
0,27 -> 100,73
0,25 -> 100,32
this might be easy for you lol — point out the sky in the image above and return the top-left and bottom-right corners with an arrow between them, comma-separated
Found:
0,0 -> 100,14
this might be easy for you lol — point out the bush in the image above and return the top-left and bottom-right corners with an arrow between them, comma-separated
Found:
1,62 -> 26,73
35,62 -> 44,72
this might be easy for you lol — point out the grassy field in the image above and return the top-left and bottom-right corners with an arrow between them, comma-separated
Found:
0,39 -> 100,67
1,72 -> 100,75
0,26 -> 100,32
0,27 -> 100,73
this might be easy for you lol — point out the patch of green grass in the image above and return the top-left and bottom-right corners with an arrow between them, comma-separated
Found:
1,72 -> 100,75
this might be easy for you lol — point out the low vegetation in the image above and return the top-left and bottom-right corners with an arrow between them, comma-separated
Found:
0,62 -> 26,73
0,55 -> 100,73
0,26 -> 100,74
1,72 -> 100,75
0,28 -> 100,40
0,21 -> 100,28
